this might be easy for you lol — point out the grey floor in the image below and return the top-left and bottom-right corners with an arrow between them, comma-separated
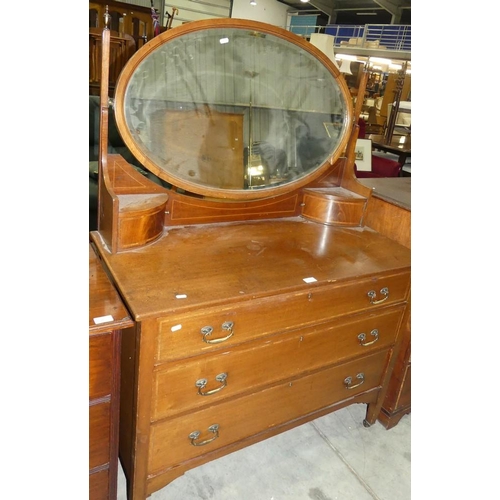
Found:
117,403 -> 410,500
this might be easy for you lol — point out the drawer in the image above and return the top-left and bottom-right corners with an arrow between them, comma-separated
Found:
148,349 -> 389,473
157,271 -> 410,361
89,401 -> 110,470
89,468 -> 109,500
89,333 -> 112,400
301,187 -> 368,226
152,306 -> 404,421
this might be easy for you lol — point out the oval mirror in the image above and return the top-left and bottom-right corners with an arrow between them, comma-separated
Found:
114,19 -> 352,200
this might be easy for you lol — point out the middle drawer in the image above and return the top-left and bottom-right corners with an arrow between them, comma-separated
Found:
148,349 -> 389,474
152,306 -> 404,421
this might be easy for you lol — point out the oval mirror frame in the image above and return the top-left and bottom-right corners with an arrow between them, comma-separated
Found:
114,18 -> 353,200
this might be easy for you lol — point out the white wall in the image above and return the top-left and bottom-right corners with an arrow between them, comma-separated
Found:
231,0 -> 290,27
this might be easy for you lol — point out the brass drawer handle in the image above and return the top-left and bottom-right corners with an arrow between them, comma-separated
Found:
344,373 -> 365,390
195,373 -> 228,396
367,287 -> 389,305
358,329 -> 379,346
200,322 -> 234,344
189,424 -> 220,446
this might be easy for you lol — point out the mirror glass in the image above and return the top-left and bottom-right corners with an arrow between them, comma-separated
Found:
118,23 -> 350,196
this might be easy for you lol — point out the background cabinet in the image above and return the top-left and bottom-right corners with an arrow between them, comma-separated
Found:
89,1 -> 155,50
89,27 -> 136,96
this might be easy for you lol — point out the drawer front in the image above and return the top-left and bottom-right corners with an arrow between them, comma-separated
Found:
89,469 -> 109,500
89,333 -> 112,400
152,307 -> 404,421
148,349 -> 388,473
89,402 -> 110,470
301,190 -> 367,226
157,271 -> 410,361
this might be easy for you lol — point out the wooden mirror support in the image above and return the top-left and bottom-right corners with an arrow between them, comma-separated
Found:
95,19 -> 374,253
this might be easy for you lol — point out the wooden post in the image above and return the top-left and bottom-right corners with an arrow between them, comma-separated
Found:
97,8 -> 111,231
384,61 -> 407,144
353,67 -> 369,124
341,64 -> 370,188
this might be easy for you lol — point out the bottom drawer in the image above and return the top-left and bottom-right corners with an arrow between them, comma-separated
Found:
148,349 -> 389,474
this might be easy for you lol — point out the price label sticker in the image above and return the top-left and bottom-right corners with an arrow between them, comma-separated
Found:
303,277 -> 317,283
93,315 -> 114,324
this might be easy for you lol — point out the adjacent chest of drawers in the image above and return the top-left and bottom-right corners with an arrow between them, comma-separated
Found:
359,177 -> 411,429
92,218 -> 411,500
89,244 -> 134,500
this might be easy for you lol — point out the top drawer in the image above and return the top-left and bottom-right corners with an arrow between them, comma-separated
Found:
157,271 -> 410,362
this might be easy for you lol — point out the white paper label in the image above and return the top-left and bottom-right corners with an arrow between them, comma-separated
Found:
93,315 -> 114,324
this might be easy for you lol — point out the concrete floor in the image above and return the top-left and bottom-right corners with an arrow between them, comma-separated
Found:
117,403 -> 410,500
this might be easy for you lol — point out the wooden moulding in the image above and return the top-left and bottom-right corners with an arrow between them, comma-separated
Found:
97,154 -> 169,253
301,187 -> 368,226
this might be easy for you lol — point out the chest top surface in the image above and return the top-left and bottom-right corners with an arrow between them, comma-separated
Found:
92,218 -> 410,320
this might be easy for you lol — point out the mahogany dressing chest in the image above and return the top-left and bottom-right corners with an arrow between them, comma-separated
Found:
90,18 -> 411,499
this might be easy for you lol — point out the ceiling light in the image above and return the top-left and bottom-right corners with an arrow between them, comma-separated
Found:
250,0 -> 256,4
300,0 -> 310,2
336,54 -> 357,61
357,12 -> 377,15
369,57 -> 392,64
